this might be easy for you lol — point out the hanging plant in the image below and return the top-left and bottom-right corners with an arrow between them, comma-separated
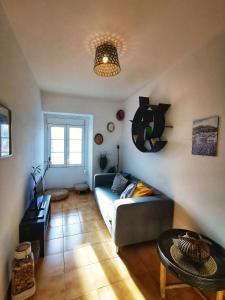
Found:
30,165 -> 41,185
99,153 -> 108,172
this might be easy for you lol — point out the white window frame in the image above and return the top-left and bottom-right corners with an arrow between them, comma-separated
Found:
67,125 -> 84,167
0,124 -> 10,157
48,124 -> 65,167
47,123 -> 84,168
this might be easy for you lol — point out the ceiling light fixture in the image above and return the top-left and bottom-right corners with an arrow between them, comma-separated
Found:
94,42 -> 121,77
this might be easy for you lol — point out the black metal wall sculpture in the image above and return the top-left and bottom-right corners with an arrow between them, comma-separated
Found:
131,97 -> 171,152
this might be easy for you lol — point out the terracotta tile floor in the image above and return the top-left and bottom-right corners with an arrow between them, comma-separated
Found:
31,192 -> 218,300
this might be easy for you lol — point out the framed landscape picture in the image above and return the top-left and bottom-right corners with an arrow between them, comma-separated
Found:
0,104 -> 12,158
192,116 -> 219,156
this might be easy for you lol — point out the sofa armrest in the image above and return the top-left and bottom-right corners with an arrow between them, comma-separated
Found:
111,196 -> 174,247
94,173 -> 116,188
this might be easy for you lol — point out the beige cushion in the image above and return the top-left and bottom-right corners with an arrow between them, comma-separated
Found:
74,183 -> 89,192
45,189 -> 69,201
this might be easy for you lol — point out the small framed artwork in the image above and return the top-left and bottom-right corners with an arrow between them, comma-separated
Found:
116,109 -> 125,121
192,116 -> 219,156
107,122 -> 115,133
94,133 -> 103,145
0,104 -> 12,158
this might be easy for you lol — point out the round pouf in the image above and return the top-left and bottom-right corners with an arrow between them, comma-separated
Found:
45,189 -> 69,201
74,183 -> 89,194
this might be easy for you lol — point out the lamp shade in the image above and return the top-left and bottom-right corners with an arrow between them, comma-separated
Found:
94,43 -> 121,77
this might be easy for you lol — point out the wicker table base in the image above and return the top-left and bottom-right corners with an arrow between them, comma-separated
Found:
160,262 -> 224,300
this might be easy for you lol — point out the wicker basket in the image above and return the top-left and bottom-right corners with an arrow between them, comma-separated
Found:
11,242 -> 36,299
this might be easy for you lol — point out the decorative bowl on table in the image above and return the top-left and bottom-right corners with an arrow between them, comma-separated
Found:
177,232 -> 211,264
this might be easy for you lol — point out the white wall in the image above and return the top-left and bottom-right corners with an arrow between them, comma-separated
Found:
121,33 -> 225,247
42,92 -> 123,189
0,4 -> 43,299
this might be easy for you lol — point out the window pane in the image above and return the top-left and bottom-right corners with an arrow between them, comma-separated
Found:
69,153 -> 82,165
69,140 -> 82,152
51,127 -> 64,139
69,127 -> 82,139
1,138 -> 9,155
1,152 -> 9,157
51,139 -> 64,152
1,124 -> 9,138
51,153 -> 64,165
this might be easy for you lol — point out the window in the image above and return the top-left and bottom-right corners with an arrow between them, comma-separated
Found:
0,124 -> 10,157
68,127 -> 82,165
50,126 -> 65,165
48,124 -> 83,166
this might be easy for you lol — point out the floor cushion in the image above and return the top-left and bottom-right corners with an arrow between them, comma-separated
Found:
45,189 -> 69,201
74,183 -> 89,193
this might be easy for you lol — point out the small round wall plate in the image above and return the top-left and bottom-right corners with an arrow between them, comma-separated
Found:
94,133 -> 103,145
116,110 -> 125,121
107,122 -> 115,132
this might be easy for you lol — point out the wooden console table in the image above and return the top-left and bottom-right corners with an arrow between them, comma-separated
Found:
19,195 -> 51,257
157,229 -> 225,300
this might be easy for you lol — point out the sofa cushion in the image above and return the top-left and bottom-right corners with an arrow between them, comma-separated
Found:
95,187 -> 118,228
111,173 -> 128,194
120,172 -> 131,180
95,186 -> 119,203
120,183 -> 137,199
132,182 -> 154,197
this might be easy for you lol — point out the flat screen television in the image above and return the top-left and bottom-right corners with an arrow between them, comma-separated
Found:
26,157 -> 50,219
23,176 -> 45,221
33,176 -> 44,211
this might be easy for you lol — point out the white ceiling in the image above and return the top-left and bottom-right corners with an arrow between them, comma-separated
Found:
1,0 -> 225,101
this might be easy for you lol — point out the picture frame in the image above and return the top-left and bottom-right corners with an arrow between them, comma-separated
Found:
192,115 -> 219,156
0,104 -> 12,158
107,122 -> 115,133
94,133 -> 103,145
116,109 -> 125,121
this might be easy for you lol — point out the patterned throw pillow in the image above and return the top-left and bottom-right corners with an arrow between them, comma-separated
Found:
111,174 -> 128,194
120,183 -> 137,199
132,181 -> 154,197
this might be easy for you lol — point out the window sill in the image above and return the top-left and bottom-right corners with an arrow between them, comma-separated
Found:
50,164 -> 84,168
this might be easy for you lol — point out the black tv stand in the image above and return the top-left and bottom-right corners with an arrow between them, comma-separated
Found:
24,197 -> 47,220
29,196 -> 47,212
23,209 -> 45,221
19,195 -> 51,257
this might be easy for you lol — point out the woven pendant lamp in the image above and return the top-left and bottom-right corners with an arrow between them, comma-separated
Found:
94,43 -> 121,77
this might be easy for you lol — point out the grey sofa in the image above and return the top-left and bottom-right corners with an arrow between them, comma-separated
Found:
94,173 -> 174,252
